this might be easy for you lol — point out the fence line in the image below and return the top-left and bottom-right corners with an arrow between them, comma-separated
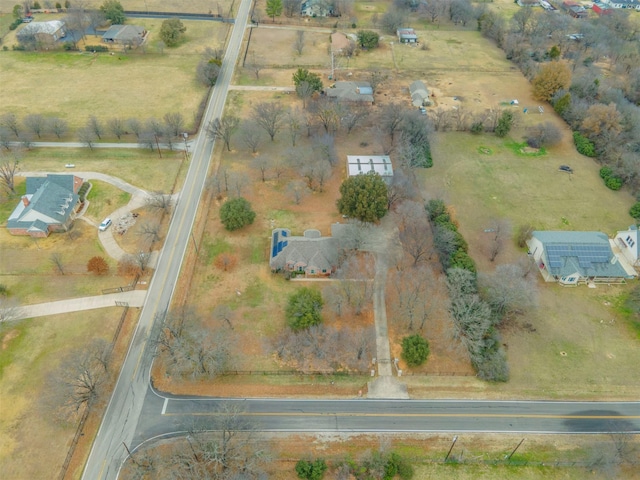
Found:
102,274 -> 140,295
58,298 -> 132,480
219,370 -> 475,377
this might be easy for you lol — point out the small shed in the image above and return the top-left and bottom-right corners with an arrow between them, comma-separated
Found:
397,28 -> 418,43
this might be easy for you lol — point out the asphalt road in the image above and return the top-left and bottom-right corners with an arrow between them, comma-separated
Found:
131,391 -> 640,450
80,1 -> 253,478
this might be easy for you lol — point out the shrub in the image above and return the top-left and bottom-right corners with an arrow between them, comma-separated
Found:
605,176 -> 623,191
425,199 -> 448,221
56,2 -> 62,8
474,347 -> 509,382
495,111 -> 514,138
295,458 -> 328,480
526,122 -> 562,148
516,224 -> 535,248
286,287 -> 323,331
85,45 -> 108,52
9,19 -> 22,30
401,335 -> 430,367
573,131 -> 596,157
385,452 -> 414,480
219,197 -> 256,231
87,256 -> 109,275
0,284 -> 8,297
450,250 -> 476,273
470,121 -> 484,134
599,166 -> 613,180
629,202 -> 640,220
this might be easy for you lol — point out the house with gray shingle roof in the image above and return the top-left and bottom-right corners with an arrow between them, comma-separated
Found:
527,231 -> 634,286
326,82 -> 374,103
7,174 -> 82,238
409,80 -> 430,107
102,25 -> 147,45
17,20 -> 66,44
270,225 -> 351,277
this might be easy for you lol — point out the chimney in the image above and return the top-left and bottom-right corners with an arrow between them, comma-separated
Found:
22,196 -> 30,207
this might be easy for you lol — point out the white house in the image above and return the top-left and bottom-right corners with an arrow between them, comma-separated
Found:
614,225 -> 640,267
601,0 -> 640,9
527,231 -> 633,286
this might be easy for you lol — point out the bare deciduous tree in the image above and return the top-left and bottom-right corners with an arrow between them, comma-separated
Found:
287,109 -> 302,147
50,252 -> 66,275
23,114 -> 45,138
87,115 -> 104,140
0,296 -> 22,323
48,117 -> 68,139
247,53 -> 265,80
0,157 -> 19,194
253,102 -> 286,141
293,29 -> 305,55
108,117 -> 126,140
252,154 -> 271,182
479,263 -> 538,321
48,339 -> 110,419
78,127 -> 97,150
396,201 -> 432,266
213,305 -> 235,330
0,113 -> 20,137
164,112 -> 185,137
368,69 -> 389,94
341,103 -> 369,134
137,221 -> 161,245
287,179 -> 310,205
207,116 -> 240,152
127,118 -> 142,139
241,120 -> 263,153
485,218 -> 511,262
381,103 -> 405,143
311,97 -> 342,134
295,80 -> 315,109
145,192 -> 173,213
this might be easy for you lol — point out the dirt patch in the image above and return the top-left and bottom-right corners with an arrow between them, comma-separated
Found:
1,329 -> 19,350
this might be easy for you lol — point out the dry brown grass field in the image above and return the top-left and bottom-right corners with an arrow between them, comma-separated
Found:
0,0 -> 234,14
0,19 -> 228,131
0,308 -> 136,480
419,130 -> 640,400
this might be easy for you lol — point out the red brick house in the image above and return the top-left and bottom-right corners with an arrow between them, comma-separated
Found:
7,174 -> 82,237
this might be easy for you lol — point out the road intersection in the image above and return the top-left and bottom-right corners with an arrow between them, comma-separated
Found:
73,2 -> 640,478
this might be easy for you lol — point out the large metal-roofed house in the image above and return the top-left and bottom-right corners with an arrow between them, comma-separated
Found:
527,231 -> 634,286
347,155 -> 393,183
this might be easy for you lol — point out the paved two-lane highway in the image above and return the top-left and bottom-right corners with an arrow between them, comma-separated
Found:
81,0 -> 254,478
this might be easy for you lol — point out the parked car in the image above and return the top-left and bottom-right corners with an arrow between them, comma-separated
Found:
99,218 -> 112,231
419,107 -> 427,115
22,16 -> 33,23
559,165 -> 574,174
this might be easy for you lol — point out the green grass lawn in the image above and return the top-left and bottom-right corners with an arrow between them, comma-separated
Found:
18,147 -> 183,192
85,180 -> 131,223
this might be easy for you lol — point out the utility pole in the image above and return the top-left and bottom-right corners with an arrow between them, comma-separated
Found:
506,438 -> 525,460
444,435 -> 458,462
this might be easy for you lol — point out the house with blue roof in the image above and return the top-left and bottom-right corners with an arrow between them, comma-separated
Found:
7,174 -> 82,238
527,231 -> 634,286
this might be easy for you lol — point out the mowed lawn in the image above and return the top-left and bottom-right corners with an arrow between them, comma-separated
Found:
0,19 -> 227,131
16,147 -> 184,192
420,131 -> 640,399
